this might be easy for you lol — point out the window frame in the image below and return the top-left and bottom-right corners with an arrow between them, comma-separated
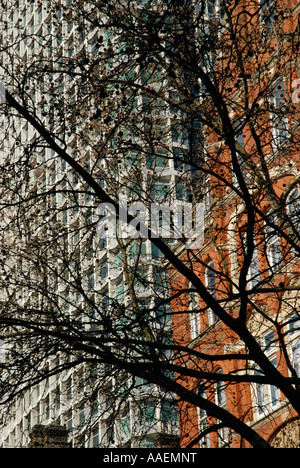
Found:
197,384 -> 210,448
269,77 -> 288,150
214,370 -> 229,446
188,282 -> 201,340
205,261 -> 217,326
259,0 -> 276,36
253,330 -> 281,418
286,186 -> 300,237
264,211 -> 282,272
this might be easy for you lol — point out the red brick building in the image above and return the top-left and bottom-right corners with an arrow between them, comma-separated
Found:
169,0 -> 300,448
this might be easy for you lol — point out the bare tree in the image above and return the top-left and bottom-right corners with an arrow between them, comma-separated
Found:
0,0 -> 299,448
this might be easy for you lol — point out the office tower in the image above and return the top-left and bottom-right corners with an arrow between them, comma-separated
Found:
0,0 -> 203,447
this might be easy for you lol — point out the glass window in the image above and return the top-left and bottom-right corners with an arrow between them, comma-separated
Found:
175,176 -> 186,201
79,406 -> 85,425
292,341 -> 300,378
189,283 -> 200,340
139,401 -> 157,424
101,261 -> 108,280
116,283 -> 124,303
161,400 -> 178,433
150,178 -> 170,201
146,151 -> 168,169
244,231 -> 260,289
66,410 -> 73,431
92,426 -> 99,448
66,378 -> 72,402
206,0 -> 225,20
287,187 -> 300,236
215,372 -> 226,409
254,331 -> 281,417
232,123 -> 247,187
259,0 -> 276,35
88,271 -> 95,289
270,77 -> 288,149
198,385 -> 210,448
121,408 -> 131,434
205,261 -> 217,325
215,370 -> 229,446
0,340 -> 5,363
265,211 -> 281,271
288,314 -> 300,335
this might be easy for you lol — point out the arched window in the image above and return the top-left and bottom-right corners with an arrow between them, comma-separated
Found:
205,261 -> 217,326
189,282 -> 200,340
265,211 -> 281,271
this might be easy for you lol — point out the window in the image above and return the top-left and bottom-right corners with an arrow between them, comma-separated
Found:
269,77 -> 288,149
92,426 -> 99,448
215,370 -> 229,446
244,231 -> 260,289
55,386 -> 60,413
79,405 -> 85,425
171,120 -> 189,146
161,400 -> 178,433
121,407 -> 131,435
66,410 -> 73,431
101,261 -> 108,281
287,186 -> 300,236
215,378 -> 226,409
66,378 -> 72,402
138,401 -> 157,426
116,283 -> 124,303
292,341 -> 300,378
265,211 -> 281,271
259,0 -> 276,36
288,314 -> 300,336
254,331 -> 281,417
0,340 -> 5,363
155,301 -> 171,326
206,0 -> 225,21
146,151 -> 168,169
151,243 -> 162,260
150,178 -> 170,201
189,282 -> 200,340
175,176 -> 186,201
287,314 -> 300,378
203,177 -> 212,215
232,124 -> 247,187
198,385 -> 210,448
205,261 -> 217,325
88,271 -> 95,290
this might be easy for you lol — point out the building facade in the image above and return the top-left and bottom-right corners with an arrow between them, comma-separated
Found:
169,0 -> 300,449
0,0 -> 186,448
